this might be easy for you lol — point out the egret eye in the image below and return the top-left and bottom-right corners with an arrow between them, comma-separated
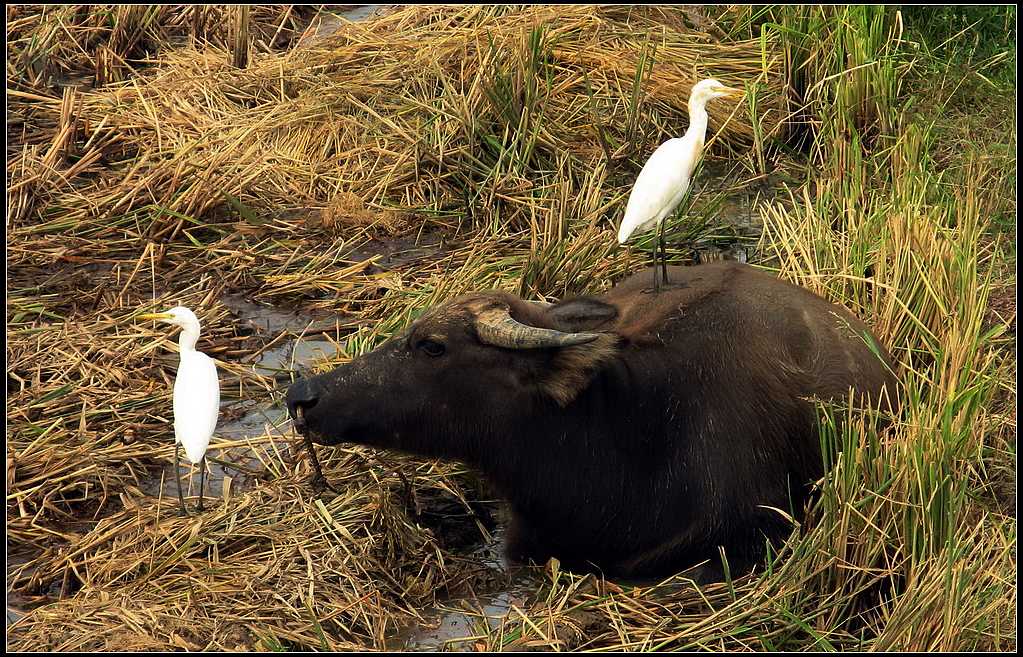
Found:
416,339 -> 446,357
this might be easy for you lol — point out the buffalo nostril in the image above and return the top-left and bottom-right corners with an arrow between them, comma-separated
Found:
286,379 -> 320,422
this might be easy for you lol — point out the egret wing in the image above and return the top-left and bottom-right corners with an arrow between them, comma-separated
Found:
173,351 -> 220,464
618,137 -> 701,243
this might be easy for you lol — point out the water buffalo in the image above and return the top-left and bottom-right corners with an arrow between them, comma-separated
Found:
286,262 -> 898,580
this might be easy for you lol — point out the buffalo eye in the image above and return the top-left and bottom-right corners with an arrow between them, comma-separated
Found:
416,338 -> 446,357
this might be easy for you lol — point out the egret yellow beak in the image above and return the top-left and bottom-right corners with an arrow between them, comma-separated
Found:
136,312 -> 174,321
719,85 -> 742,98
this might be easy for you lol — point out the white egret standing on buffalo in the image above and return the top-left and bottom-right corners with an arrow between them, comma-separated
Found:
138,306 -> 219,515
617,78 -> 741,292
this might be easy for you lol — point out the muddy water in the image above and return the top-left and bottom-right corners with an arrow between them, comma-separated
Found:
7,594 -> 27,626
395,581 -> 540,651
6,554 -> 33,626
345,230 -> 450,272
684,158 -> 775,263
298,5 -> 390,48
385,526 -> 542,651
221,293 -> 343,377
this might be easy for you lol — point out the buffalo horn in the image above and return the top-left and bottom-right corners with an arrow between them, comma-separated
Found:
475,307 -> 599,349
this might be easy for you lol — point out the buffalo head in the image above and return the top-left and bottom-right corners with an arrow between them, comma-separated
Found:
286,291 -> 620,460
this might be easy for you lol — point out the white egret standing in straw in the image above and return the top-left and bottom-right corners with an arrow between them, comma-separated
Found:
138,306 -> 220,515
617,78 -> 741,292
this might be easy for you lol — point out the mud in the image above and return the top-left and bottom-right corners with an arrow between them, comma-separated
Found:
384,521 -> 543,652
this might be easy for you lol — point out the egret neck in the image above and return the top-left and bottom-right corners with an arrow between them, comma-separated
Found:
686,95 -> 710,157
176,319 -> 200,352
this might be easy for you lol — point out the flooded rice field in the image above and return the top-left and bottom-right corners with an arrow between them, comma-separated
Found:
13,3 -> 1010,652
6,181 -> 764,647
5,173 -> 767,649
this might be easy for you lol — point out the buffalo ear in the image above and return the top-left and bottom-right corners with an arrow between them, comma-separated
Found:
546,298 -> 618,332
541,334 -> 619,406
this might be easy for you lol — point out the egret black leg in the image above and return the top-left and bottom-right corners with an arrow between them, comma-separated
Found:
174,444 -> 188,516
652,237 -> 660,294
197,455 -> 206,512
658,218 -> 669,285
